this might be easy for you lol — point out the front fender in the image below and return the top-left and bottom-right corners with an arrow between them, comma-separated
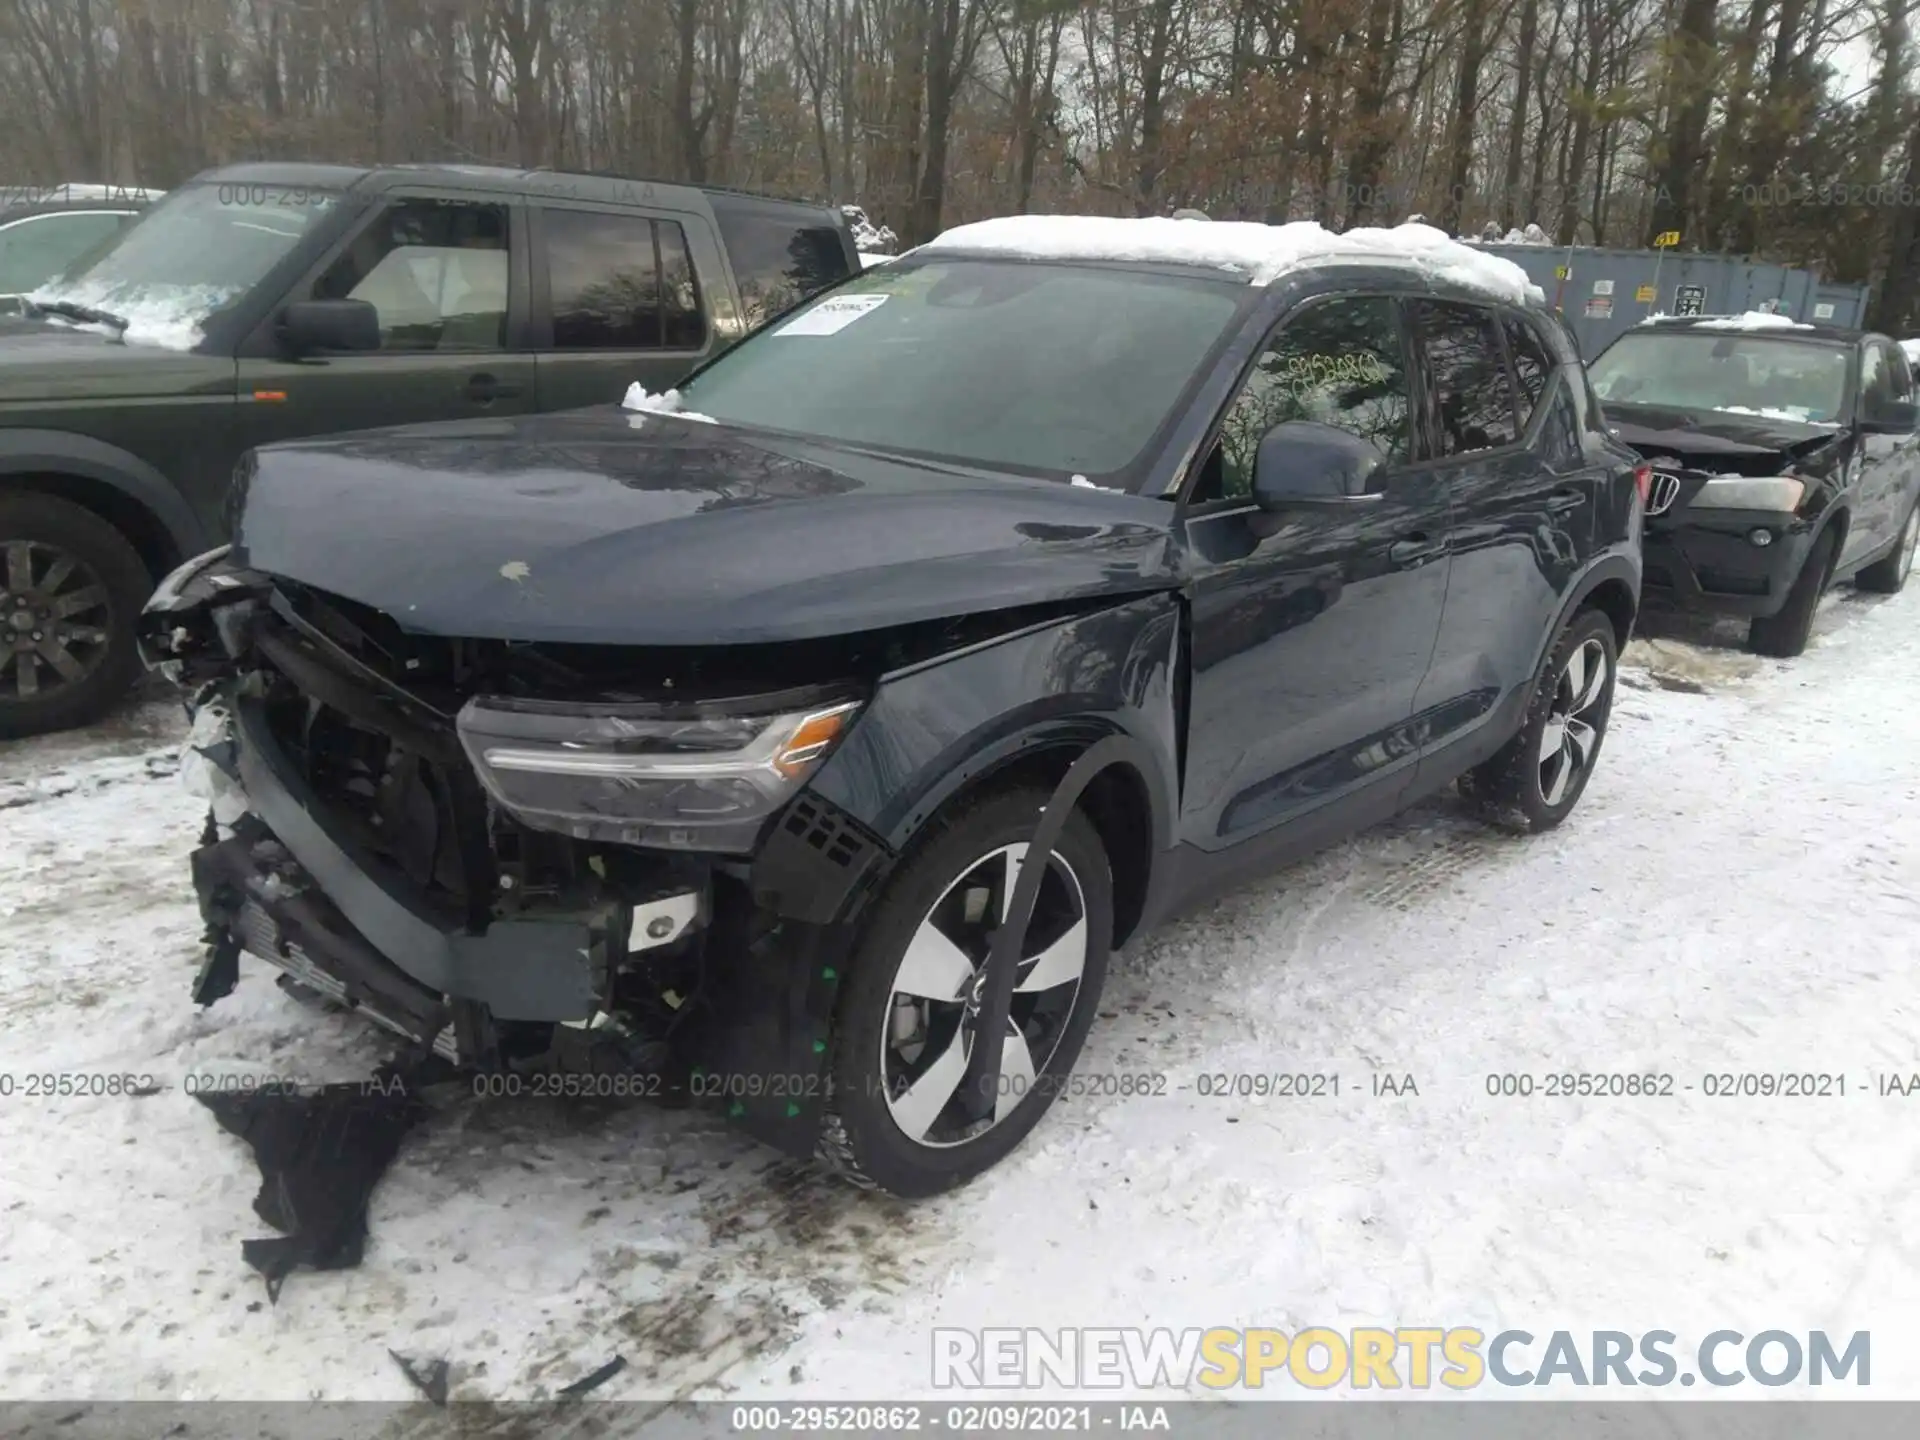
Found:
0,427 -> 206,556
702,593 -> 1182,1160
809,591 -> 1183,863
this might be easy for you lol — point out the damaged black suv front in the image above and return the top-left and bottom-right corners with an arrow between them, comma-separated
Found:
140,247 -> 1233,1199
1587,317 -> 1920,656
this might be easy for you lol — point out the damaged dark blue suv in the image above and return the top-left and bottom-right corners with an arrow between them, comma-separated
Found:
145,217 -> 1643,1196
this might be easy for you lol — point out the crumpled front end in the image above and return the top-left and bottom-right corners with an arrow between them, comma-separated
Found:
141,551 -> 896,1156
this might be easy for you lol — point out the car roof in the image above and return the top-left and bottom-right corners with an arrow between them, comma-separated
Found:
191,161 -> 842,218
915,214 -> 1546,309
0,197 -> 149,223
1632,314 -> 1872,345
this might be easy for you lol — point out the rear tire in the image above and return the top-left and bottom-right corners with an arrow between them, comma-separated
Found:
817,786 -> 1111,1198
0,494 -> 151,740
1460,607 -> 1618,834
1854,498 -> 1918,595
1747,525 -> 1837,658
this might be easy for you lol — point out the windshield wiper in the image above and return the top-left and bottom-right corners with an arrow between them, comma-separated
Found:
26,298 -> 130,332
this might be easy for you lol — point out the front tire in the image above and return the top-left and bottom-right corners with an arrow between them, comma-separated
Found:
1855,498 -> 1918,595
0,494 -> 151,739
1747,524 -> 1837,658
1460,607 -> 1618,834
818,786 -> 1112,1198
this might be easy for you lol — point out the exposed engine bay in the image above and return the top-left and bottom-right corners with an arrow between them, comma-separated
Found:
144,551 -> 920,1126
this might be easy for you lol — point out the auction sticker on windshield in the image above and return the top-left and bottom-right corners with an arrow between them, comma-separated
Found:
777,293 -> 889,335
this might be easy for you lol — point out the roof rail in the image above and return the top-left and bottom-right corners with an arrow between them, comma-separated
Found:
520,165 -> 832,208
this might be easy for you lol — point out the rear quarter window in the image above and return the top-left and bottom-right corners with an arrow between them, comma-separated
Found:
708,194 -> 852,330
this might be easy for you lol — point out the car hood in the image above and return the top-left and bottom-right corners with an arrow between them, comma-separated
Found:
233,408 -> 1184,645
0,317 -> 228,401
1606,403 -> 1846,473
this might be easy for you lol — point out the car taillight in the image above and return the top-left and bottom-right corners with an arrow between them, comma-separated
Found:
1632,465 -> 1652,507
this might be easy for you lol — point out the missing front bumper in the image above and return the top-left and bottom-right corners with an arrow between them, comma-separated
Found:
187,695 -> 619,1045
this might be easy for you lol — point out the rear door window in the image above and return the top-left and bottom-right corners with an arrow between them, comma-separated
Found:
708,194 -> 852,329
1410,299 -> 1520,455
541,209 -> 706,351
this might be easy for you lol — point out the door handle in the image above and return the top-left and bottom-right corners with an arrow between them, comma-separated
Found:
1389,534 -> 1446,566
465,373 -> 523,402
1546,487 -> 1586,514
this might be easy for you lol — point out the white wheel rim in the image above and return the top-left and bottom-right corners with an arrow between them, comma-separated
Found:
1538,637 -> 1609,807
879,842 -> 1088,1149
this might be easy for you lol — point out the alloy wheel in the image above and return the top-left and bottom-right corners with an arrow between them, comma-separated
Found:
879,842 -> 1088,1149
1537,636 -> 1609,807
1,540 -> 113,702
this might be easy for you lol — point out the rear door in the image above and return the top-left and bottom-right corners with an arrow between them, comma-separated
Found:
1408,298 -> 1587,765
235,190 -> 539,452
529,203 -> 726,411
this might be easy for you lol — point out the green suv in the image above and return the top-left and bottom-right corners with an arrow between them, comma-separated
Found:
0,162 -> 858,737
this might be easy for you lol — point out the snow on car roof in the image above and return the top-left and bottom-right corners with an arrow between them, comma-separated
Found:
1688,311 -> 1814,331
920,215 -> 1545,305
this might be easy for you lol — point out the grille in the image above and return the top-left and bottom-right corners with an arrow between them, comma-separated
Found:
254,605 -> 491,921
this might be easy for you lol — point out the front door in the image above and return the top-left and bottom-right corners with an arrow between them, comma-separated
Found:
234,194 -> 539,457
1179,291 -> 1451,849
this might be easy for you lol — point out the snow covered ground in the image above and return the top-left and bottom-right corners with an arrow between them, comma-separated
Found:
2,586 -> 1918,1404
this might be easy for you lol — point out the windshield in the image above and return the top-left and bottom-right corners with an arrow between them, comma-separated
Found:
31,181 -> 340,346
1588,331 -> 1850,425
678,258 -> 1247,480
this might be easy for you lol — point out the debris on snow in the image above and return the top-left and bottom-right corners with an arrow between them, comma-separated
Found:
556,1354 -> 629,1399
195,1058 -> 436,1302
389,1350 -> 451,1406
922,214 -> 1545,305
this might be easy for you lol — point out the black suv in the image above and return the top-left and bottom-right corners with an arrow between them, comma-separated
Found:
146,219 -> 1643,1197
1588,316 -> 1920,655
0,163 -> 856,737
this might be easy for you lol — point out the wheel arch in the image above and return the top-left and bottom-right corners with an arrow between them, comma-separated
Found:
1816,505 -> 1850,582
1534,553 -> 1641,677
0,430 -> 207,582
889,731 -> 1162,949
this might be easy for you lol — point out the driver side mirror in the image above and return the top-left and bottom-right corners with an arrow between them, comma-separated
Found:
1251,421 -> 1387,510
1861,397 -> 1919,434
278,299 -> 380,356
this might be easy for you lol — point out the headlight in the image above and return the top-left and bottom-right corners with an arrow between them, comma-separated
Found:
145,545 -> 233,612
1688,476 -> 1806,512
456,692 -> 863,853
